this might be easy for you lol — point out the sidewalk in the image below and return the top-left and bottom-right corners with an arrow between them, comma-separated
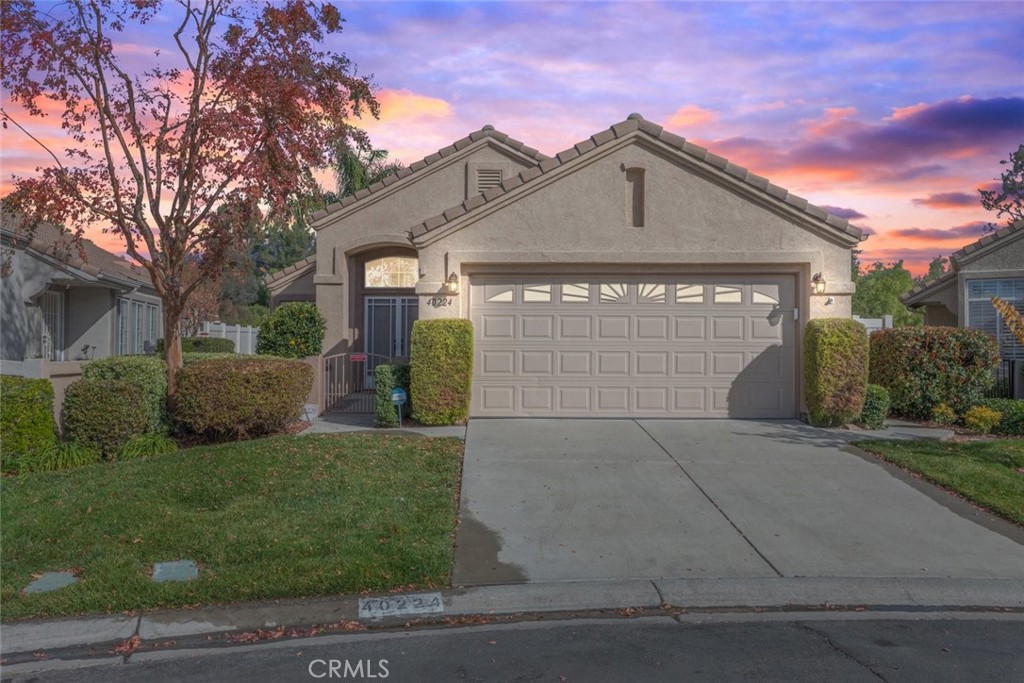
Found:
4,576 -> 1023,656
304,411 -> 467,439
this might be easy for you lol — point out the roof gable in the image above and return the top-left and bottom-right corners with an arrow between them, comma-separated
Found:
411,114 -> 863,245
310,126 -> 547,229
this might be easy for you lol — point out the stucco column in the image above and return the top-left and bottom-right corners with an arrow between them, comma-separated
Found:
315,275 -> 347,355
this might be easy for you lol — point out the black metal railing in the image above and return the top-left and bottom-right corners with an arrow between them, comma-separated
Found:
984,359 -> 1017,399
323,352 -> 397,413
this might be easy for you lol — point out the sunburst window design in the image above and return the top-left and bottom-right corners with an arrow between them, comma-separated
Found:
523,284 -> 552,302
714,285 -> 743,304
561,283 -> 590,303
676,284 -> 704,304
364,257 -> 418,288
638,283 -> 667,303
600,283 -> 629,303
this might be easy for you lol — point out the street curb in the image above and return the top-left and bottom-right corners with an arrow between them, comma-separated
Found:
3,577 -> 1023,656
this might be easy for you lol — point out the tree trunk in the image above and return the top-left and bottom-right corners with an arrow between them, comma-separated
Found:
163,303 -> 184,399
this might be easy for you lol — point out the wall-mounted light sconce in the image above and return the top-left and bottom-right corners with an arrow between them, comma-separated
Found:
811,272 -> 827,295
445,272 -> 460,295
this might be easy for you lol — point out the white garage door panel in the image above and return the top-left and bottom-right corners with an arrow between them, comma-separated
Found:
471,277 -> 796,418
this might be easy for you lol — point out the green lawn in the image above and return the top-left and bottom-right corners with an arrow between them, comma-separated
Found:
856,439 -> 1024,526
1,433 -> 463,621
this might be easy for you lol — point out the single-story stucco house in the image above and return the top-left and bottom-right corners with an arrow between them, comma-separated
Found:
902,219 -> 1024,396
1,216 -> 162,378
267,114 -> 864,419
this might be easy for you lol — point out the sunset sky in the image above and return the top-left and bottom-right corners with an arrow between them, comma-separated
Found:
2,1 -> 1023,275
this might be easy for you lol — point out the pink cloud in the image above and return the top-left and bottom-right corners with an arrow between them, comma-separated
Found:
664,104 -> 719,130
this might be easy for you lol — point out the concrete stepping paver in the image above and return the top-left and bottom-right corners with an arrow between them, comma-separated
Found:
152,560 -> 199,583
24,571 -> 78,594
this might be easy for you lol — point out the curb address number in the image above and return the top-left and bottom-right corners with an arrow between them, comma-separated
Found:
359,592 -> 445,619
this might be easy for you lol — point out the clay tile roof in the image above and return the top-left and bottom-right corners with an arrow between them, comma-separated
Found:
902,219 -> 1024,304
950,219 -> 1024,263
3,219 -> 154,288
309,126 -> 549,225
410,115 -> 863,242
264,254 -> 316,285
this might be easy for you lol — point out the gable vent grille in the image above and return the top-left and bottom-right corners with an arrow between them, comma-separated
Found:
476,169 -> 504,194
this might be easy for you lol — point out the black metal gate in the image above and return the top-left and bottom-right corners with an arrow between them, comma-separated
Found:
323,353 -> 397,413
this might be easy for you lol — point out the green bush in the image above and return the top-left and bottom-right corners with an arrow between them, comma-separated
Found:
859,384 -> 891,430
0,376 -> 58,473
375,363 -> 411,427
978,398 -> 1024,436
156,336 -> 236,354
964,405 -> 1001,434
803,319 -> 869,427
182,351 -> 240,365
869,327 -> 999,419
63,379 -> 148,458
410,320 -> 473,426
82,355 -> 168,433
18,441 -> 100,473
117,433 -> 179,461
931,403 -> 957,426
173,357 -> 313,440
256,303 -> 326,358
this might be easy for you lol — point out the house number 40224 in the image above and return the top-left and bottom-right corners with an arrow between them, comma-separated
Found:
427,296 -> 454,307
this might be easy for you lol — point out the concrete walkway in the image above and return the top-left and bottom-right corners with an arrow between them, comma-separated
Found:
454,419 -> 1023,585
304,411 -> 467,439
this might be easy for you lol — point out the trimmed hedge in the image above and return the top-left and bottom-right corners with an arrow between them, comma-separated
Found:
63,378 -> 148,458
803,318 -> 869,427
374,363 -> 411,427
869,327 -> 999,419
82,355 -> 168,433
183,351 -> 240,365
256,302 -> 326,359
859,384 -> 891,430
410,319 -> 473,426
0,376 -> 58,473
978,398 -> 1024,436
173,357 -> 313,440
156,336 -> 235,354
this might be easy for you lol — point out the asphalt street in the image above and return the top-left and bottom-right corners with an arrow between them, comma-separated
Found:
6,614 -> 1023,683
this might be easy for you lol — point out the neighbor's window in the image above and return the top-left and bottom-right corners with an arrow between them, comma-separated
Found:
365,257 -> 418,288
967,278 -> 1024,360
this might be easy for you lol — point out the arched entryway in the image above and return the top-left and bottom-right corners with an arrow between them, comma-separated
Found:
348,246 -> 419,380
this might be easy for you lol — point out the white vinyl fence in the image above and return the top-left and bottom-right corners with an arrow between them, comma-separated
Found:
200,321 -> 260,355
852,315 -> 893,334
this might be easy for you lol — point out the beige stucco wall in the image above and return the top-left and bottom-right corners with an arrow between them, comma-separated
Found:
313,140 -> 538,354
415,136 -> 855,325
269,268 -> 316,309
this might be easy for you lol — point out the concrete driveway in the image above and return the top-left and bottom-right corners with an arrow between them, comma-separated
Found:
453,419 -> 1024,585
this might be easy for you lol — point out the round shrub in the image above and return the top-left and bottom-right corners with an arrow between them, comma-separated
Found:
173,357 -> 313,440
963,405 -> 1001,434
255,303 -> 326,359
82,355 -> 168,433
931,403 -> 957,426
803,319 -> 869,427
858,384 -> 891,430
978,398 -> 1024,436
63,378 -> 148,458
0,376 -> 57,473
869,327 -> 999,419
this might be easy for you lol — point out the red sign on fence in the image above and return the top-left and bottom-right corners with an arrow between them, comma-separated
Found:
350,353 -> 367,362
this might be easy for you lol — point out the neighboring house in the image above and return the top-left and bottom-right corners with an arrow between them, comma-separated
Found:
270,115 -> 862,418
1,216 -> 162,372
902,219 -> 1024,397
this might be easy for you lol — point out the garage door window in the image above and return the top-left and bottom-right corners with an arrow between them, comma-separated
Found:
638,283 -> 667,303
561,283 -> 590,303
714,285 -> 743,304
752,284 -> 780,305
676,284 -> 704,304
484,284 -> 514,303
600,283 -> 629,303
523,284 -> 552,302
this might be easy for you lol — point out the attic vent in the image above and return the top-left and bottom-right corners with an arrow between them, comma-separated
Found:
476,168 -> 504,194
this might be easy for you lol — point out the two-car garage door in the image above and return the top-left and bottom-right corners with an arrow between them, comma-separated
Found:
470,275 -> 796,418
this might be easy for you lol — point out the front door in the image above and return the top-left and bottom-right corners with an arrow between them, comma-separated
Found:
364,296 -> 418,385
